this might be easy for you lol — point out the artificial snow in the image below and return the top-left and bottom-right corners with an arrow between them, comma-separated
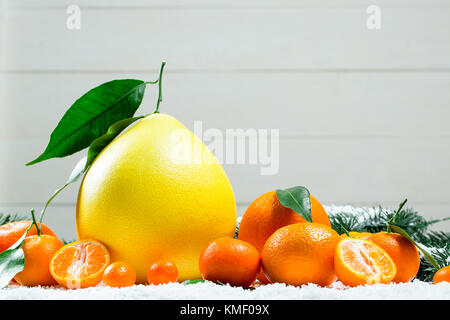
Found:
1,280 -> 449,300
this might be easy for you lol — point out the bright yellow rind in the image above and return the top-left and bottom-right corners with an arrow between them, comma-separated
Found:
76,113 -> 237,282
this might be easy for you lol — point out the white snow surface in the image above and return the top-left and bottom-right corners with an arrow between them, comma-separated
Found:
1,281 -> 449,300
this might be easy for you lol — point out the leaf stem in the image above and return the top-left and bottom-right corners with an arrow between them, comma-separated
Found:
38,183 -> 70,225
340,225 -> 351,237
387,198 -> 408,233
154,61 -> 166,114
30,209 -> 42,236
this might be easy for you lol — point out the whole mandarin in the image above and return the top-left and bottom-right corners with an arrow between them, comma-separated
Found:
103,262 -> 136,288
238,191 -> 330,283
199,237 -> 261,287
0,221 -> 56,253
262,223 -> 340,287
14,235 -> 63,286
433,266 -> 450,284
147,260 -> 179,285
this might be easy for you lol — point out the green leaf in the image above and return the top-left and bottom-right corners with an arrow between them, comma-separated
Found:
276,186 -> 312,222
182,279 -> 206,285
37,116 -> 146,224
27,79 -> 146,165
0,249 -> 25,288
83,116 -> 145,171
0,230 -> 28,288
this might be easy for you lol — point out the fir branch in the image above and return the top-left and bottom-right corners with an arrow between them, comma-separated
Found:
329,206 -> 440,236
0,213 -> 28,226
417,245 -> 450,282
414,231 -> 450,248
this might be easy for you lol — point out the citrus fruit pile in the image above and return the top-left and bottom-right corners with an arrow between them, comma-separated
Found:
0,220 -> 180,289
0,187 -> 449,289
198,189 -> 450,288
5,64 -> 447,292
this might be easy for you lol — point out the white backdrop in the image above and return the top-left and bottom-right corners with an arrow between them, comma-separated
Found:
1,0 -> 450,239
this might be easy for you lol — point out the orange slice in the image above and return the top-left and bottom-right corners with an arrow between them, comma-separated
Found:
49,239 -> 110,289
340,231 -> 373,240
334,238 -> 396,287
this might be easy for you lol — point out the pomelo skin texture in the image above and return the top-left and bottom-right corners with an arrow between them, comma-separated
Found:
76,113 -> 237,282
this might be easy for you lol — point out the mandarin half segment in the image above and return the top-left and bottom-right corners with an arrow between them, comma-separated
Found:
334,238 -> 397,287
50,239 -> 110,289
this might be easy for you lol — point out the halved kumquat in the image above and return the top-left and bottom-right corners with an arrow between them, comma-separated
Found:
49,239 -> 110,289
334,238 -> 397,287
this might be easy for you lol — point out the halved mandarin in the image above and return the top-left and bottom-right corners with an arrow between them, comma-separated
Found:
49,239 -> 110,289
334,238 -> 396,287
340,231 -> 373,240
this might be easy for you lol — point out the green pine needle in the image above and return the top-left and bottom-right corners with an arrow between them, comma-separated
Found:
329,206 -> 433,235
418,245 -> 450,281
0,212 -> 28,226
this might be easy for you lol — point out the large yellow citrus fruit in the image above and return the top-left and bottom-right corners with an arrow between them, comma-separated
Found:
76,113 -> 237,282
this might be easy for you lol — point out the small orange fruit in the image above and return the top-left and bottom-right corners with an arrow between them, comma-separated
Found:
341,232 -> 372,240
238,191 -> 330,283
14,235 -> 63,286
103,262 -> 136,288
49,239 -> 110,289
433,266 -> 450,284
0,221 -> 56,253
147,260 -> 179,285
262,223 -> 340,287
335,238 -> 397,287
199,237 -> 261,287
367,232 -> 420,283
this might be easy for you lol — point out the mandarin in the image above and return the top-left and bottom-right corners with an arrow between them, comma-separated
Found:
262,223 -> 340,287
433,266 -> 450,284
49,239 -> 110,289
0,221 -> 56,253
103,261 -> 136,288
238,191 -> 330,283
147,260 -> 179,285
14,235 -> 63,286
199,237 -> 260,287
334,238 -> 397,287
367,232 -> 420,283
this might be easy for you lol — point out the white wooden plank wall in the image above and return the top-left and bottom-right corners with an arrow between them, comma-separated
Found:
1,0 -> 450,238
